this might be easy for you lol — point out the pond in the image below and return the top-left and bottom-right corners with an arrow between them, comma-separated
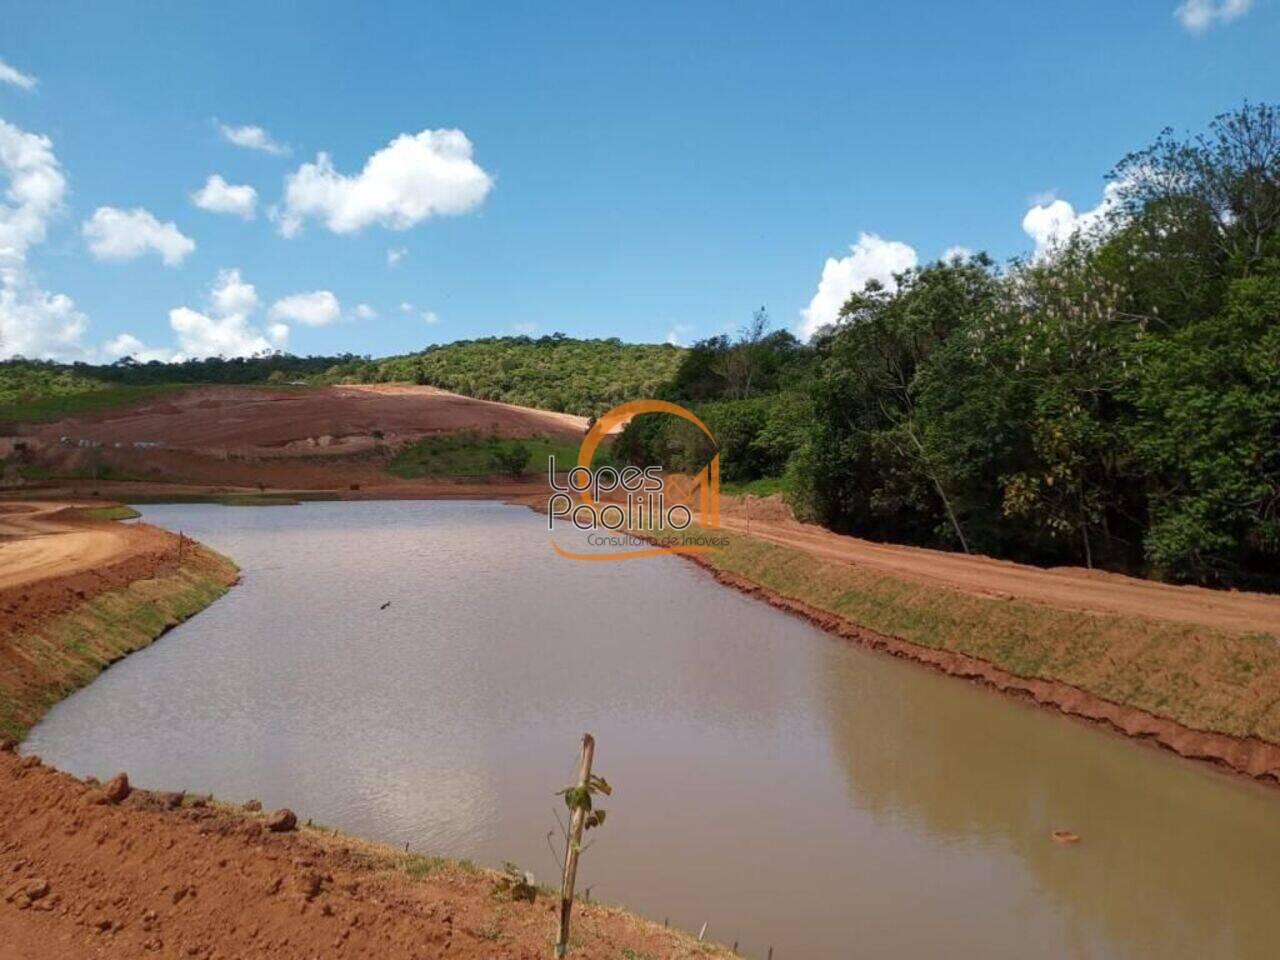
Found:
24,501 -> 1280,959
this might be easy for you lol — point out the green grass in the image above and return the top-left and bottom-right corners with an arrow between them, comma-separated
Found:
74,504 -> 141,521
0,545 -> 238,741
387,432 -> 584,479
718,475 -> 790,498
0,383 -> 181,424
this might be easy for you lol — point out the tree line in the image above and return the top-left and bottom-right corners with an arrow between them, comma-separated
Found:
620,103 -> 1280,590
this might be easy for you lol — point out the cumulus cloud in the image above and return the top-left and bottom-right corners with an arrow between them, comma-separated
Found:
218,123 -> 289,156
941,245 -> 973,262
167,268 -> 281,359
191,174 -> 257,218
799,233 -> 918,338
268,289 -> 341,327
0,118 -> 92,359
277,129 -> 492,237
354,303 -> 377,320
1175,0 -> 1252,32
422,310 -> 441,325
1021,181 -> 1122,258
82,207 -> 195,266
0,58 -> 37,91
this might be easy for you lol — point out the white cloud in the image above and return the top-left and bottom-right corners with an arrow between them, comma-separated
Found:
799,233 -> 918,338
82,206 -> 195,266
0,58 -> 37,91
218,123 -> 289,156
1021,181 -> 1122,258
209,266 -> 258,317
191,174 -> 257,219
268,289 -> 341,327
941,245 -> 973,262
399,301 -> 413,313
510,321 -> 537,335
387,246 -> 407,267
103,332 -> 173,364
0,118 -> 92,359
1,278 -> 88,359
422,310 -> 441,325
277,129 -> 492,237
665,323 -> 694,346
167,268 -> 281,359
354,303 -> 377,320
1175,0 -> 1252,32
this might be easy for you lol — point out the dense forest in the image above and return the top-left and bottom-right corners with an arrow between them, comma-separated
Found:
620,104 -> 1280,590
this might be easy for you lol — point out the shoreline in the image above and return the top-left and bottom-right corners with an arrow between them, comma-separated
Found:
657,532 -> 1280,787
690,557 -> 1280,785
0,501 -> 732,959
8,489 -> 1280,787
0,506 -> 240,742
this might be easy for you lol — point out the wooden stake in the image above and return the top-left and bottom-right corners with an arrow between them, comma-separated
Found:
555,733 -> 595,957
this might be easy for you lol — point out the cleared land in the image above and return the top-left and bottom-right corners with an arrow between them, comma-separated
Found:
21,383 -> 591,454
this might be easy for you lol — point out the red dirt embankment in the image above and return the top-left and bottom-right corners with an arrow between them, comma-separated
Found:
0,503 -> 178,634
719,496 -> 1280,636
0,749 -> 722,960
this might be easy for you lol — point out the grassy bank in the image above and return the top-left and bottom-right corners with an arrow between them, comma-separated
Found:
684,527 -> 1280,745
0,543 -> 238,741
388,431 -> 581,479
72,504 -> 142,521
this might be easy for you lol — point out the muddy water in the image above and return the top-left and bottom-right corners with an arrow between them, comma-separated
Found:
24,501 -> 1280,959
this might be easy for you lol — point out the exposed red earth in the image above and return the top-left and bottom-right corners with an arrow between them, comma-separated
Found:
716,497 -> 1280,636
22,384 -> 592,453
0,748 -> 724,960
13,384 -> 594,492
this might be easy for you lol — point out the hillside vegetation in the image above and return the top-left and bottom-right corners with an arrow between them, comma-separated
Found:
360,335 -> 683,415
621,103 -> 1280,591
0,335 -> 683,423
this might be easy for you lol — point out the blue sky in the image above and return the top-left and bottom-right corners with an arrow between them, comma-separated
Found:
1,0 -> 1276,361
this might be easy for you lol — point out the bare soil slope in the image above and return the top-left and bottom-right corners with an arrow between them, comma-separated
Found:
23,384 -> 591,456
721,497 -> 1280,636
0,749 -> 723,960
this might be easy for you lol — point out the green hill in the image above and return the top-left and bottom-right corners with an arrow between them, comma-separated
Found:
0,335 -> 683,423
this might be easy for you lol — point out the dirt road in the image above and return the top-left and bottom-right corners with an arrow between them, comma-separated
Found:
719,504 -> 1280,636
0,503 -> 135,591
